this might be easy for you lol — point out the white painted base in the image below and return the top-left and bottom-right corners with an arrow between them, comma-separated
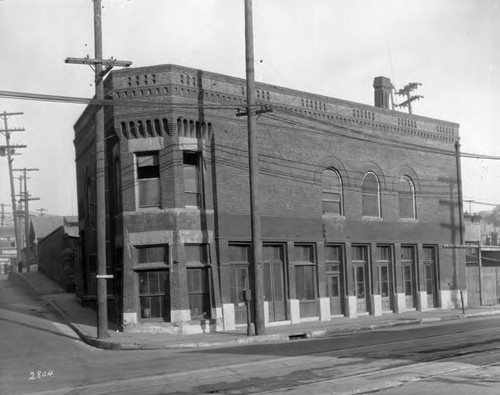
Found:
440,289 -> 465,309
222,303 -> 236,331
266,320 -> 292,327
123,312 -> 137,326
394,293 -> 406,314
371,294 -> 382,316
213,307 -> 224,331
319,297 -> 331,321
264,301 -> 269,326
289,299 -> 300,324
346,296 -> 357,318
417,291 -> 428,311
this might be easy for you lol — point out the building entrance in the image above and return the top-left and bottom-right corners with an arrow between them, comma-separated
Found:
263,246 -> 287,322
401,246 -> 417,309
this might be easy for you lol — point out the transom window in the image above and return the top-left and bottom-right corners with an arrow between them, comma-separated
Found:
362,172 -> 381,217
399,176 -> 416,219
137,245 -> 168,264
321,169 -> 343,215
325,245 -> 343,273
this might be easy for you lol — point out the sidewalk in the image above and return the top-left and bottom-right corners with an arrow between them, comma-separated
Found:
13,270 -> 500,351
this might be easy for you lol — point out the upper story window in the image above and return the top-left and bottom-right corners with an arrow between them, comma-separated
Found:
137,153 -> 160,208
321,169 -> 343,215
183,152 -> 202,208
399,176 -> 416,219
362,172 -> 381,218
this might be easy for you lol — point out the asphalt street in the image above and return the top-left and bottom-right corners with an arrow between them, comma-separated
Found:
2,274 -> 500,394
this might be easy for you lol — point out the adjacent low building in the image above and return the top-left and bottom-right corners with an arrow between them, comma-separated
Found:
36,217 -> 79,292
74,64 -> 465,333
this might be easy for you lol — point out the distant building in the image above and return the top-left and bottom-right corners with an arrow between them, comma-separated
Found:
36,217 -> 79,292
74,64 -> 465,333
0,226 -> 17,273
464,211 -> 500,306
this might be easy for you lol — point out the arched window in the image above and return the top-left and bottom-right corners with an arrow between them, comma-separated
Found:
322,169 -> 343,215
399,176 -> 416,219
362,172 -> 381,217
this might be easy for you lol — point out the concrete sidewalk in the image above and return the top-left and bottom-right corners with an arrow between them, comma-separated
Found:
12,270 -> 500,351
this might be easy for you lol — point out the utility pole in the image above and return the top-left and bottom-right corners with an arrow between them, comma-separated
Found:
36,208 -> 47,216
396,82 -> 423,115
65,0 -> 132,339
0,111 -> 26,273
0,204 -> 6,227
14,167 -> 39,272
244,0 -> 265,335
455,141 -> 464,245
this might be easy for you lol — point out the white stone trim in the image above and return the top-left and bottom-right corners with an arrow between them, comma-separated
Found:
319,297 -> 331,321
222,303 -> 236,331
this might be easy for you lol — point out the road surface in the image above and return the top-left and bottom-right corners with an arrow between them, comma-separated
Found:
2,274 -> 500,394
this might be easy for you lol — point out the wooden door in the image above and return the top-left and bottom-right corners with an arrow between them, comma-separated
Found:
263,246 -> 287,322
326,274 -> 343,315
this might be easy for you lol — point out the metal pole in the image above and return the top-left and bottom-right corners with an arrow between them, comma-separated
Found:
478,242 -> 483,306
94,0 -> 108,339
2,113 -> 22,273
244,0 -> 265,335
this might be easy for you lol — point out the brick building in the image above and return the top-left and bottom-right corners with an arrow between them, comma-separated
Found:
74,64 -> 465,333
37,217 -> 79,292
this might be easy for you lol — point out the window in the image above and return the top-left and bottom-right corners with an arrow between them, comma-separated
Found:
229,244 -> 251,263
322,169 -> 343,215
183,152 -> 202,208
325,245 -> 342,273
362,172 -> 381,217
137,245 -> 168,265
185,244 -> 211,319
137,153 -> 160,208
138,270 -> 169,319
187,268 -> 210,319
399,176 -> 416,219
185,244 -> 208,265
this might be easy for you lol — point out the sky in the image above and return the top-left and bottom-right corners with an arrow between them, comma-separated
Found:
0,0 -> 499,217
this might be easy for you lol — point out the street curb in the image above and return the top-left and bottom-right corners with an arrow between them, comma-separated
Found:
13,273 -> 500,351
45,307 -> 500,351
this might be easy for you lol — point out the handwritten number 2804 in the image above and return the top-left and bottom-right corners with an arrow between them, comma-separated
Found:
28,370 -> 54,380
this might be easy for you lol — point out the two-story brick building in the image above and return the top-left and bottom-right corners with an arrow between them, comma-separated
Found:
74,64 -> 465,333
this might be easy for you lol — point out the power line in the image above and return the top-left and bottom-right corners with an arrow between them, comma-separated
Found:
2,89 -> 500,162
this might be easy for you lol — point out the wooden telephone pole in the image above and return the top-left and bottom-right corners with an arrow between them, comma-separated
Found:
65,0 -> 132,339
396,82 -> 423,114
244,0 -> 266,335
0,111 -> 26,272
14,168 -> 40,272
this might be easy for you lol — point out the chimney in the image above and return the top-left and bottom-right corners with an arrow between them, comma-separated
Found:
373,76 -> 393,109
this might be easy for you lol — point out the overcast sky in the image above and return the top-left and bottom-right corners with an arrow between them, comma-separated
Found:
0,0 -> 499,217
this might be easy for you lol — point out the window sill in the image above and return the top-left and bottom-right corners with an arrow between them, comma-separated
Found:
322,214 -> 345,220
399,218 -> 418,222
362,216 -> 383,221
132,263 -> 169,271
137,206 -> 162,212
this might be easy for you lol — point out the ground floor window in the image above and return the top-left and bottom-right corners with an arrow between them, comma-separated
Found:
187,267 -> 211,319
138,270 -> 170,320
